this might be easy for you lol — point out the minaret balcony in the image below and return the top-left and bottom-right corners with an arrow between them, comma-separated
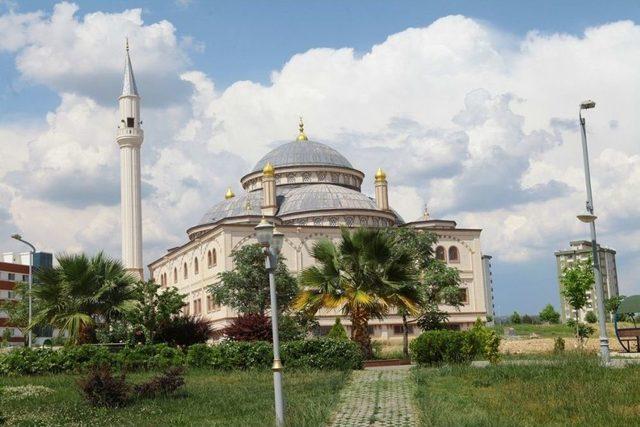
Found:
117,127 -> 144,139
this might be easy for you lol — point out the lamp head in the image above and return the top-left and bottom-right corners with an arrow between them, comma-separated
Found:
254,218 -> 274,247
271,228 -> 284,253
580,100 -> 596,110
577,213 -> 597,223
11,234 -> 21,241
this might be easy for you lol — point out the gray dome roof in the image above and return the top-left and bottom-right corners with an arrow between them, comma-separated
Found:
279,184 -> 378,216
198,192 -> 262,224
251,140 -> 353,172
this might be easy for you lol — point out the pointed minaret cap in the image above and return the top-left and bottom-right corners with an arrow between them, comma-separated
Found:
422,205 -> 430,220
122,38 -> 139,97
263,162 -> 275,177
225,187 -> 235,199
375,167 -> 387,182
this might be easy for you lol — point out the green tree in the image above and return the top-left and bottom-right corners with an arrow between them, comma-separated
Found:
128,280 -> 185,343
327,318 -> 348,340
295,227 -> 418,359
387,228 -> 462,357
0,281 -> 34,345
510,311 -> 522,324
585,311 -> 597,324
605,295 -> 625,320
560,258 -> 594,346
32,252 -> 139,343
539,304 -> 560,324
210,244 -> 298,315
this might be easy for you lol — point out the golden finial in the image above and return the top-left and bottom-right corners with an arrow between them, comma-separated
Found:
297,116 -> 308,141
225,187 -> 235,199
423,204 -> 430,220
263,162 -> 275,177
375,167 -> 387,182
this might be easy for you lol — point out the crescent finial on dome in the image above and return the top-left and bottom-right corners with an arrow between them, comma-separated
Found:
225,187 -> 235,199
375,167 -> 387,181
297,116 -> 308,141
263,162 -> 275,176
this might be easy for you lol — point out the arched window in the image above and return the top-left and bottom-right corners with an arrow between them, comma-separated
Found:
212,249 -> 217,266
183,263 -> 188,279
173,268 -> 178,284
207,251 -> 213,268
448,246 -> 460,263
194,258 -> 199,275
435,246 -> 446,261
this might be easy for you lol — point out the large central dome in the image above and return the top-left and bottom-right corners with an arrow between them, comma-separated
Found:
251,140 -> 353,172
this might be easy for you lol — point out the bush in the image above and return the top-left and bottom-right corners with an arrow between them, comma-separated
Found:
585,311 -> 597,324
133,366 -> 185,398
554,337 -> 565,353
471,319 -> 501,364
282,338 -> 363,370
116,344 -> 185,371
155,315 -> 213,347
278,315 -> 307,341
410,330 -> 483,366
326,318 -> 348,340
77,365 -> 130,408
222,313 -> 272,342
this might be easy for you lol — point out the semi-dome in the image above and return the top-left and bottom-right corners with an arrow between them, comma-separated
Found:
251,140 -> 353,172
278,184 -> 377,216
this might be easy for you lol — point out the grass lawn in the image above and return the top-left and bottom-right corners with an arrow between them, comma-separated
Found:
491,322 -> 575,338
413,354 -> 640,426
1,369 -> 349,426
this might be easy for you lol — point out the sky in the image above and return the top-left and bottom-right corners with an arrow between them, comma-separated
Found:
1,0 -> 640,316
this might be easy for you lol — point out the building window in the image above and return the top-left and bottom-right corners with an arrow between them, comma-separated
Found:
458,288 -> 469,304
7,273 -> 15,281
448,246 -> 460,263
435,246 -> 446,261
174,268 -> 178,284
183,263 -> 188,279
22,274 -> 28,282
126,117 -> 134,128
206,294 -> 216,312
393,325 -> 414,335
208,250 -> 217,268
193,299 -> 202,315
183,303 -> 190,316
194,258 -> 199,275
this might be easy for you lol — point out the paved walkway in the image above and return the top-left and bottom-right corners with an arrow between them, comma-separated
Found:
327,368 -> 417,427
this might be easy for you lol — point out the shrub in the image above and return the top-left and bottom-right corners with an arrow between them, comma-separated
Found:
278,315 -> 307,341
585,311 -> 597,324
186,343 -> 213,368
155,315 -> 213,347
471,319 -> 501,364
554,337 -> 565,353
222,313 -> 272,342
133,366 -> 185,398
326,318 -> 348,340
410,330 -> 483,366
116,344 -> 184,371
77,365 -> 130,408
282,338 -> 363,370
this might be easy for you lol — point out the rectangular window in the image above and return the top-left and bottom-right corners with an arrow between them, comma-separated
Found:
458,288 -> 469,304
207,295 -> 217,312
127,117 -> 135,128
183,304 -> 190,316
393,325 -> 414,335
7,273 -> 15,281
22,275 -> 28,282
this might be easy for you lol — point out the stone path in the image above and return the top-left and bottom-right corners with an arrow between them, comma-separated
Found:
327,368 -> 417,427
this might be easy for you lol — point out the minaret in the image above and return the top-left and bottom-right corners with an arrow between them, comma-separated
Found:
374,168 -> 389,211
116,39 -> 144,279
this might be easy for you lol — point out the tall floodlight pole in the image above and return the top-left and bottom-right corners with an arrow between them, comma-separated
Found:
577,100 -> 610,365
255,219 -> 285,427
10,234 -> 36,348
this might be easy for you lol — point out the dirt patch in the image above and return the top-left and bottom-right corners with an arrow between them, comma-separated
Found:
500,337 -> 625,354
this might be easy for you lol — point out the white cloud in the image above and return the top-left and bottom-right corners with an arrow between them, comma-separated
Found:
0,5 -> 639,298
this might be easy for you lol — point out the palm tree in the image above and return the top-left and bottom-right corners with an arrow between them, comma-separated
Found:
32,252 -> 139,343
294,228 -> 418,359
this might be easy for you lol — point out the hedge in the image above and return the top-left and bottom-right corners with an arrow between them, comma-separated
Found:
410,326 -> 500,366
0,338 -> 363,376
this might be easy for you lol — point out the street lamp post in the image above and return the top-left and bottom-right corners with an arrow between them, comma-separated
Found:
255,219 -> 285,427
10,234 -> 36,348
577,100 -> 610,365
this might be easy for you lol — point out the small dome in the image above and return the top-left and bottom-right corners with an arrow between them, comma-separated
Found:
251,140 -> 353,172
278,184 -> 378,216
198,192 -> 262,224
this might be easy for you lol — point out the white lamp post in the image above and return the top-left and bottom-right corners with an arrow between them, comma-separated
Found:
577,100 -> 610,364
10,234 -> 36,348
255,219 -> 285,427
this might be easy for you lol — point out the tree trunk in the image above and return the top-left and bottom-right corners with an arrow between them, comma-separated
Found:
402,313 -> 409,360
575,310 -> 581,348
351,308 -> 372,359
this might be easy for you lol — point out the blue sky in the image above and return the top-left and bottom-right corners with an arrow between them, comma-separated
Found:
1,1 -> 640,316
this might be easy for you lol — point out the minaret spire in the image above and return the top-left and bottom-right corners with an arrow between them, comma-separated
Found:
122,37 -> 139,97
116,39 -> 144,279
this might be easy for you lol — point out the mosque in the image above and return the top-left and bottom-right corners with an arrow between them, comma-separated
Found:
118,44 -> 495,338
